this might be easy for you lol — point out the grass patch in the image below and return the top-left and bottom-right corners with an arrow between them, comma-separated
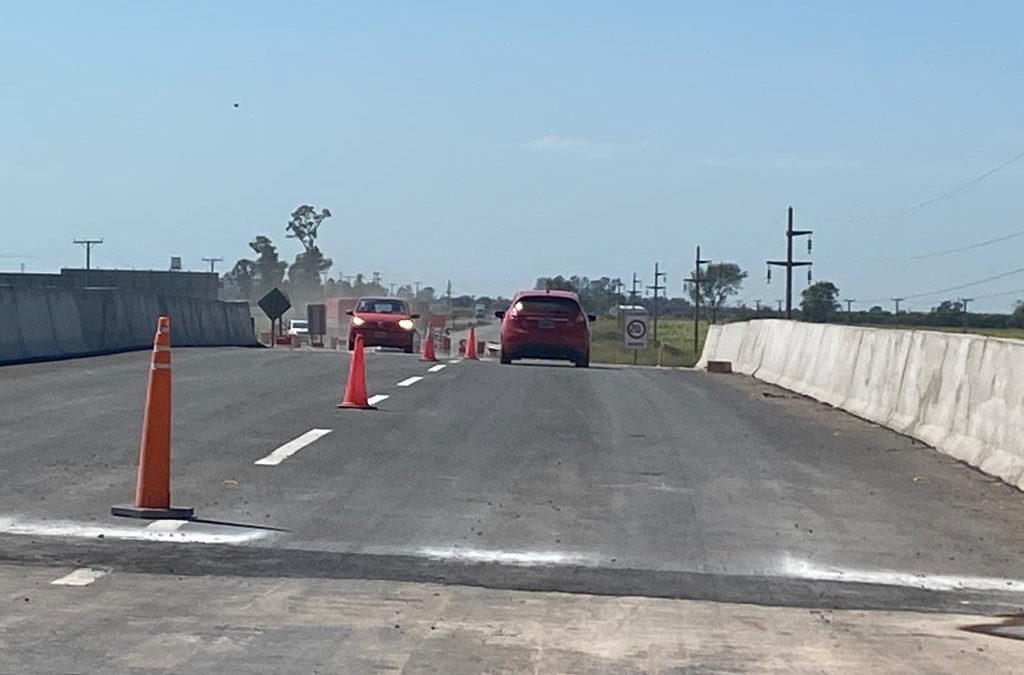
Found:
590,317 -> 710,367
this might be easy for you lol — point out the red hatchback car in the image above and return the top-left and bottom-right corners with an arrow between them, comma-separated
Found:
346,297 -> 419,353
496,290 -> 596,367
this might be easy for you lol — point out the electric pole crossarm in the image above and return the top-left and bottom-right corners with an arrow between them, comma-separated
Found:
765,206 -> 813,319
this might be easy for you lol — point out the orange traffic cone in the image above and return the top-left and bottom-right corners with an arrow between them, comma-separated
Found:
464,325 -> 479,360
112,316 -> 194,520
338,334 -> 376,409
420,326 -> 438,362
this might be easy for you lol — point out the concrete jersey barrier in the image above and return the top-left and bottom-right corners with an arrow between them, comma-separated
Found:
0,287 -> 258,365
699,320 -> 1024,490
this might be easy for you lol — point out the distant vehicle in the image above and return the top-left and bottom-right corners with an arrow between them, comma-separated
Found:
495,290 -> 595,367
287,319 -> 309,336
347,297 -> 420,353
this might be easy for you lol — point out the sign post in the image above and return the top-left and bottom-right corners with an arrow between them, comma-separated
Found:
258,288 -> 291,346
623,308 -> 648,366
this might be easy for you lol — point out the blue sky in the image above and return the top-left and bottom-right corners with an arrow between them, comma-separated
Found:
2,1 -> 1023,310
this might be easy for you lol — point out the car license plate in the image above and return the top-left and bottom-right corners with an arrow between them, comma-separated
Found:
538,319 -> 555,329
374,331 -> 387,338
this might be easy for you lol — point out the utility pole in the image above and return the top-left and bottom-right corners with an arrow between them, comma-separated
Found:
388,282 -> 396,296
628,272 -> 640,305
372,271 -> 382,286
685,246 -> 712,356
202,256 -> 223,274
893,297 -> 904,315
413,281 -> 423,296
446,279 -> 453,327
960,297 -> 973,332
776,299 -> 784,312
844,298 -> 856,323
766,206 -> 813,319
73,238 -> 103,271
647,262 -> 667,344
754,299 -> 762,315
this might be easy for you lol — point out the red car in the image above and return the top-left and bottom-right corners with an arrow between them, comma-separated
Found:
496,290 -> 595,367
347,297 -> 420,353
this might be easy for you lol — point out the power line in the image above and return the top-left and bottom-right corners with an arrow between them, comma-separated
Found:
970,286 -> 1024,302
859,265 -> 1024,304
807,146 -> 1024,225
902,266 -> 1024,300
861,228 -> 1024,264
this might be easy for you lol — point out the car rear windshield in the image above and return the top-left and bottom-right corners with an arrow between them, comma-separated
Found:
515,296 -> 581,315
357,299 -> 408,314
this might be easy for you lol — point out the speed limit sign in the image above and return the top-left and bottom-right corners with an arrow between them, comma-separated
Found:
624,313 -> 648,349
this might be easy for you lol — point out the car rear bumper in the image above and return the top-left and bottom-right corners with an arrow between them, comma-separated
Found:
503,340 -> 587,362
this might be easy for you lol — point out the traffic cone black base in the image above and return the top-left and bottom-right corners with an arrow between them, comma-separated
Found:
111,505 -> 194,520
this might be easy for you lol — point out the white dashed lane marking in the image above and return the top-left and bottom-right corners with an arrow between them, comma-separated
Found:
397,376 -> 424,387
367,394 -> 390,406
51,568 -> 109,587
255,428 -> 333,466
427,364 -> 446,373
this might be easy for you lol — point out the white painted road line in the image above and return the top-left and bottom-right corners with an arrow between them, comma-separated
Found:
427,364 -> 446,373
448,359 -> 461,364
255,428 -> 333,466
0,516 -> 270,545
51,568 -> 109,587
367,394 -> 390,406
397,376 -> 424,387
418,546 -> 595,566
146,519 -> 187,532
781,555 -> 1024,593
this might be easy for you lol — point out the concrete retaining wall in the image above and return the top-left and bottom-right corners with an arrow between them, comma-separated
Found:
0,287 -> 257,365
698,320 -> 1024,489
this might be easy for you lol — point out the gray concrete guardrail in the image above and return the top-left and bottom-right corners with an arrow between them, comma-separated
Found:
0,287 -> 257,365
698,319 -> 1024,489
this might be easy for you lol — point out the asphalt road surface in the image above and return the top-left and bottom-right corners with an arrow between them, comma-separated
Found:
3,344 -> 1024,672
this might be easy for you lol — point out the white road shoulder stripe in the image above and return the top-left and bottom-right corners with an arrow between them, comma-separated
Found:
146,519 -> 187,532
367,394 -> 389,406
255,428 -> 333,466
781,555 -> 1024,593
397,376 -> 423,387
52,568 -> 109,587
427,364 -> 446,373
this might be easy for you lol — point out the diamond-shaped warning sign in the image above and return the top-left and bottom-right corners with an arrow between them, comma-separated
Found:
258,288 -> 291,321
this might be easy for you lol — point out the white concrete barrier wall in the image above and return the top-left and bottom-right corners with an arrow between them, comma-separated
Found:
698,320 -> 1024,490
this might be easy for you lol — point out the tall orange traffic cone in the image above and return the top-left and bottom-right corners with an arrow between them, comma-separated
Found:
464,325 -> 479,360
112,316 -> 194,520
338,334 -> 376,409
420,326 -> 438,362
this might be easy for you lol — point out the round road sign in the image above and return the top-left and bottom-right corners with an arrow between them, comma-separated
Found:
626,319 -> 647,340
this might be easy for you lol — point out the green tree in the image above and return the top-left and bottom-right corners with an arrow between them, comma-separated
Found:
1009,301 -> 1024,328
396,284 -> 415,299
800,281 -> 841,322
535,275 -> 576,292
286,205 -> 333,299
688,262 -> 747,323
225,259 -> 256,301
416,286 -> 436,303
931,299 -> 964,314
249,235 -> 288,297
